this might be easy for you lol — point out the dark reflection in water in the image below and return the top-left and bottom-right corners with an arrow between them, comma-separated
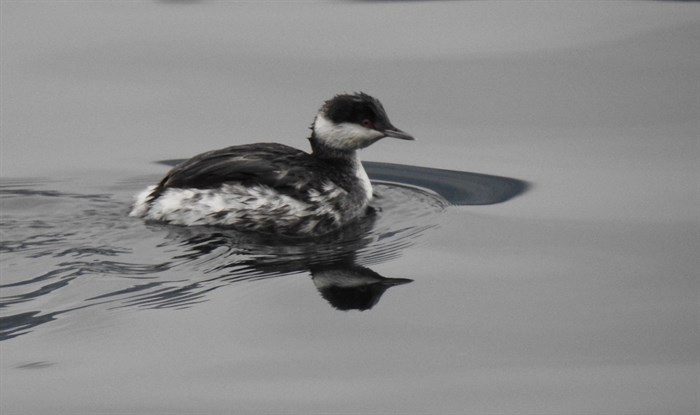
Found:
364,162 -> 528,205
0,163 -> 528,340
0,311 -> 60,342
123,220 -> 416,311
311,261 -> 412,311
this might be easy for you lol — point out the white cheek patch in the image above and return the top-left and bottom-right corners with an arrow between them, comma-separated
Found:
314,115 -> 384,150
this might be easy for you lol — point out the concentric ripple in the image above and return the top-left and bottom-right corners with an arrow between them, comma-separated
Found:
0,177 -> 447,339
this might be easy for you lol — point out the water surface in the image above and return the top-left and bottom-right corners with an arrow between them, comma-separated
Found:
1,1 -> 698,414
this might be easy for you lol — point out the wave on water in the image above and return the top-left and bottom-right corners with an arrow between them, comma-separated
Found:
0,163 -> 527,340
0,181 -> 446,340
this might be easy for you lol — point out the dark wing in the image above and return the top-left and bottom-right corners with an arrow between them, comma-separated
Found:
149,143 -> 323,201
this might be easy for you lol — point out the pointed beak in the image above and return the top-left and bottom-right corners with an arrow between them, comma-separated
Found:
383,128 -> 415,141
380,277 -> 413,286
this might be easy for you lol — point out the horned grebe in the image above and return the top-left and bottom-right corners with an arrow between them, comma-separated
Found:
130,92 -> 414,236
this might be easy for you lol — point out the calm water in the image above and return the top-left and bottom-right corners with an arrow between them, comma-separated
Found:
1,2 -> 698,414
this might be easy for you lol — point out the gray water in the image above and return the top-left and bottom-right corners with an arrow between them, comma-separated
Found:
1,1 -> 699,414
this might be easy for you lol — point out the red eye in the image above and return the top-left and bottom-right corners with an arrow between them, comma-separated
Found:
361,119 -> 373,129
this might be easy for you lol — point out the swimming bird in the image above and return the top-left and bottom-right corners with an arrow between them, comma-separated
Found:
130,92 -> 414,236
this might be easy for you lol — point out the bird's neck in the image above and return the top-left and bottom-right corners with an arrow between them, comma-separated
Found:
308,129 -> 358,162
309,130 -> 372,201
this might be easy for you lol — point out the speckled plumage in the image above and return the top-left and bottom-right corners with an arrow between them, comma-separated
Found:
130,93 -> 413,236
131,143 -> 370,235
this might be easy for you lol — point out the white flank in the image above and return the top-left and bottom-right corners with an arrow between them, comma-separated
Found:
134,185 -> 306,227
128,182 -> 363,233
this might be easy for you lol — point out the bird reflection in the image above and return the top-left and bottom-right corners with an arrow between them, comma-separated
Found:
310,261 -> 411,311
149,208 -> 413,311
